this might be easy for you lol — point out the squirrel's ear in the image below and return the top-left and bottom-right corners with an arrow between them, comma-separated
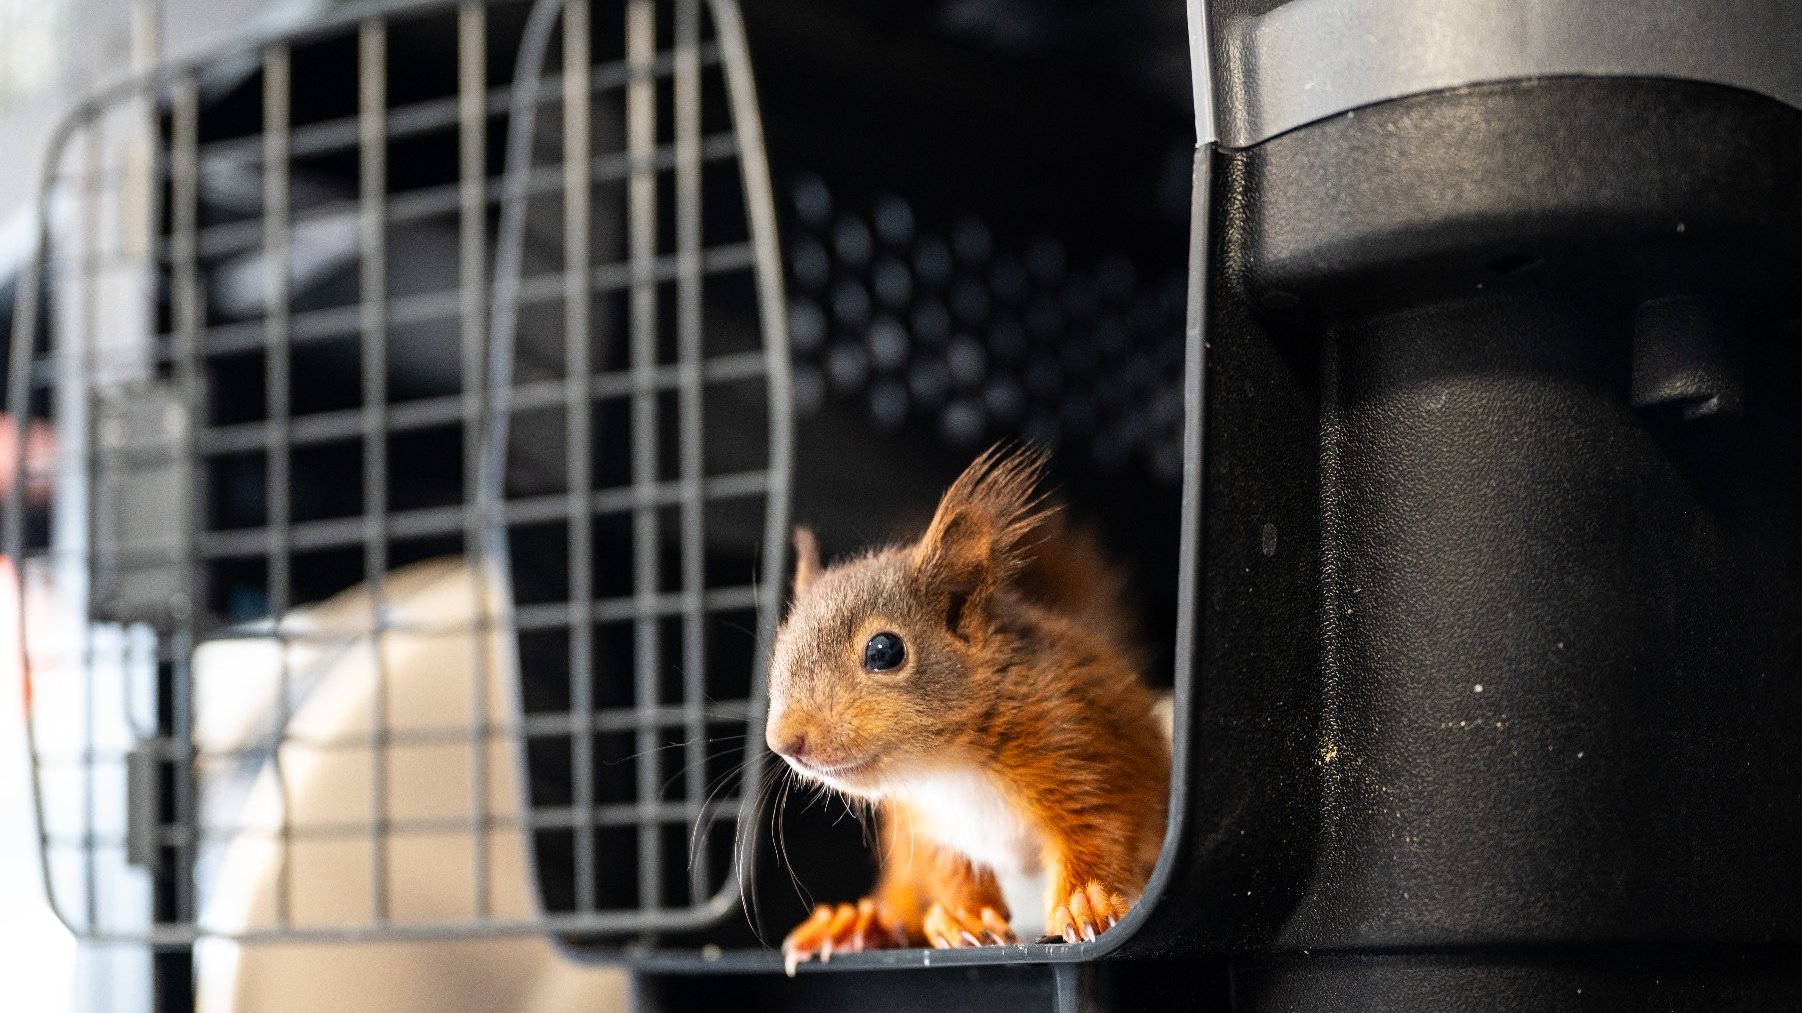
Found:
909,444 -> 1054,638
792,525 -> 822,596
910,510 -> 995,639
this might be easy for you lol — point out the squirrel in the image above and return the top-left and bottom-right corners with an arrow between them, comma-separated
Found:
764,445 -> 1171,975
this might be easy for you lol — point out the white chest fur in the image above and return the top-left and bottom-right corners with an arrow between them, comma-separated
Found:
886,767 -> 1049,935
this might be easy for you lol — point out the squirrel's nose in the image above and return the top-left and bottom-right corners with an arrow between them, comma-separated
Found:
772,730 -> 808,761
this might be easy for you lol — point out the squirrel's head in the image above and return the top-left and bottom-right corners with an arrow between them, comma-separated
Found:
764,445 -> 1052,799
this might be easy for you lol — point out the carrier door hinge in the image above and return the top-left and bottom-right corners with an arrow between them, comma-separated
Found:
124,743 -> 162,869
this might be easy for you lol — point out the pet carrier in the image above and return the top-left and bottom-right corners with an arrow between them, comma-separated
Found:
11,0 -> 1802,1011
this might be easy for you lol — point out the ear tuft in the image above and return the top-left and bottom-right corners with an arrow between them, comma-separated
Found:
908,444 -> 1057,624
792,525 -> 823,596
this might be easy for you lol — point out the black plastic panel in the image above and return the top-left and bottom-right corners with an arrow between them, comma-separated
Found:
1136,75 -> 1802,1009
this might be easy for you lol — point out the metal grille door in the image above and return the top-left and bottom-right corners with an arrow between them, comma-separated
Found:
5,0 -> 791,945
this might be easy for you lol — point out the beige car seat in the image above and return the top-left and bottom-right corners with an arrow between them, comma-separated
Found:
193,558 -> 627,1013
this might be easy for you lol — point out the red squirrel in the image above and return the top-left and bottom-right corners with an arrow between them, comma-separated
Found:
765,445 -> 1171,974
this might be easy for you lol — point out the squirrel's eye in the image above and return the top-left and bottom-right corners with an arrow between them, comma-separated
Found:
863,632 -> 906,672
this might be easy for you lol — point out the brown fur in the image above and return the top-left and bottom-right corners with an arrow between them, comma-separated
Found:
768,446 -> 1170,964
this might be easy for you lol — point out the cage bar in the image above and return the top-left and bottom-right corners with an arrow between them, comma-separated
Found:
673,0 -> 709,904
357,18 -> 394,925
625,0 -> 664,920
456,0 -> 493,926
563,0 -> 599,915
262,41 -> 297,930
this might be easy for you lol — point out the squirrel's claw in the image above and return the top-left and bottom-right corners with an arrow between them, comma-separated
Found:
923,903 -> 1018,948
1047,881 -> 1131,944
781,899 -> 906,976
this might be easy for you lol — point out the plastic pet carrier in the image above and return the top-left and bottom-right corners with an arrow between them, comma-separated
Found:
10,1 -> 1802,1011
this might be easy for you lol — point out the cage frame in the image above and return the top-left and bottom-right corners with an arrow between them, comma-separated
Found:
6,0 -> 799,948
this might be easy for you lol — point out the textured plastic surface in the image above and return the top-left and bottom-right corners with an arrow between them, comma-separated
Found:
1206,0 -> 1802,146
1139,75 -> 1802,1008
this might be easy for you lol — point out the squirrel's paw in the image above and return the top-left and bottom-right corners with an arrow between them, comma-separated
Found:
922,902 -> 1017,949
1047,881 -> 1131,943
781,899 -> 907,976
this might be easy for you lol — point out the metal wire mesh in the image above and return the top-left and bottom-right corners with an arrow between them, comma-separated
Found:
5,0 -> 791,945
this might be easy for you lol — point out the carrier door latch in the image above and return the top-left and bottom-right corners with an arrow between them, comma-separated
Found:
93,380 -> 192,625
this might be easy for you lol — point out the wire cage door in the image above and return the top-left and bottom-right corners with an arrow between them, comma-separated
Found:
5,0 -> 792,946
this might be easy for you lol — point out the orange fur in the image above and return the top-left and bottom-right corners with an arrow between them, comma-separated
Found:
769,445 -> 1169,968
